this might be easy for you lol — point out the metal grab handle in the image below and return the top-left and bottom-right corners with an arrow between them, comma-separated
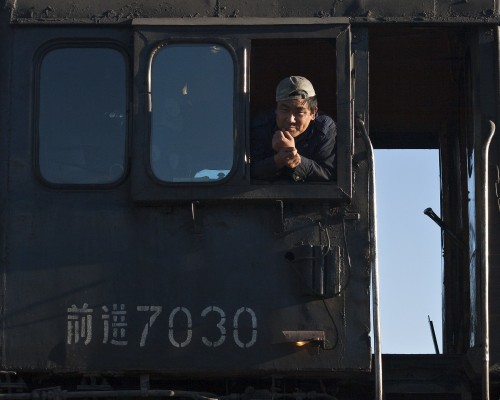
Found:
355,116 -> 383,400
482,119 -> 495,400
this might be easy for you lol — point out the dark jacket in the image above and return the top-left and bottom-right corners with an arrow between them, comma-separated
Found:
250,110 -> 337,182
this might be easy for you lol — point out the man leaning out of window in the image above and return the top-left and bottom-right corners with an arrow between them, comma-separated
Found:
250,76 -> 336,182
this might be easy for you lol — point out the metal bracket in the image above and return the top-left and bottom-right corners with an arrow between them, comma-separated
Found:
274,200 -> 285,234
140,374 -> 150,394
344,212 -> 360,220
0,371 -> 27,394
191,201 -> 203,234
77,375 -> 112,391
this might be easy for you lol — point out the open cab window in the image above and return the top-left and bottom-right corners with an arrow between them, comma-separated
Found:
131,20 -> 353,202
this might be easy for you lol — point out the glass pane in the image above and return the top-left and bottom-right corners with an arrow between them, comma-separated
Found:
151,44 -> 234,182
39,48 -> 127,184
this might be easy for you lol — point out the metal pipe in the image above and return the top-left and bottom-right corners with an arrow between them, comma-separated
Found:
0,389 -> 217,399
356,116 -> 383,400
481,120 -> 495,400
0,388 -> 342,400
423,207 -> 467,247
428,315 -> 440,354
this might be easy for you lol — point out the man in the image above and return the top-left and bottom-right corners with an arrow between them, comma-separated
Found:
250,76 -> 336,182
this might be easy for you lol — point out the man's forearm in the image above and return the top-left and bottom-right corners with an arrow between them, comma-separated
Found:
291,156 -> 335,182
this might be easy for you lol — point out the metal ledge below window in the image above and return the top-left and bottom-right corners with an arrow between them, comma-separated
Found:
131,182 -> 351,204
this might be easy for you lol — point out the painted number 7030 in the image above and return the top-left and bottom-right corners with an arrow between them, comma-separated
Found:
67,304 -> 258,349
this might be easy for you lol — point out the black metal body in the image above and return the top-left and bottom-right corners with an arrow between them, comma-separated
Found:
0,1 -> 500,399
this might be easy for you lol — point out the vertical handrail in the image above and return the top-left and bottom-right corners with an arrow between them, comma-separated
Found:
482,120 -> 495,400
356,117 -> 383,400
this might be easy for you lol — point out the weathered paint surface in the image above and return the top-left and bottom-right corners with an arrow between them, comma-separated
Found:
5,0 -> 500,23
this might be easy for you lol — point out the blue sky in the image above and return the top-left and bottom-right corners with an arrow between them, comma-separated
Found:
374,149 -> 442,354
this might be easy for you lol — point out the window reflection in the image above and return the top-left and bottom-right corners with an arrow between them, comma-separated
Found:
150,44 -> 234,182
38,47 -> 127,184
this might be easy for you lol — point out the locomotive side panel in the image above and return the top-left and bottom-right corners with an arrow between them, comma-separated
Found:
1,24 -> 372,375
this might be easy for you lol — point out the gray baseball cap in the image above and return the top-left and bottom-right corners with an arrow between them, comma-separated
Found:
275,76 -> 316,101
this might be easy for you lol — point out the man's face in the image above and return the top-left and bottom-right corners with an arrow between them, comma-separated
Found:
275,99 -> 317,138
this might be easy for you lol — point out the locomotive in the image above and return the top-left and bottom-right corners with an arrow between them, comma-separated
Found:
0,1 -> 499,399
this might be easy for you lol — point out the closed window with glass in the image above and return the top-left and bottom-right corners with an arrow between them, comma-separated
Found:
150,43 -> 234,182
38,47 -> 127,185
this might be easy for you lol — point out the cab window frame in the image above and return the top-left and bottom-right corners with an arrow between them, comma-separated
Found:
34,40 -> 130,188
131,20 -> 353,203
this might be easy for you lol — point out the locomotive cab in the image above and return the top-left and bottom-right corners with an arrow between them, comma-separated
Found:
1,1 -> 500,399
